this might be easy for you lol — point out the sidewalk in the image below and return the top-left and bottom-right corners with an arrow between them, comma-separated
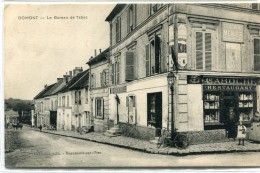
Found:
31,126 -> 260,156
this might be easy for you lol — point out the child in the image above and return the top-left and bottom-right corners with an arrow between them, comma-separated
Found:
237,121 -> 247,146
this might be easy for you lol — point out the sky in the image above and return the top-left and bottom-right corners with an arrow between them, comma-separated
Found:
4,4 -> 115,100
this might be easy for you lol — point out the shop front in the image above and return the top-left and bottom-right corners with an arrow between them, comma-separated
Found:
190,76 -> 258,139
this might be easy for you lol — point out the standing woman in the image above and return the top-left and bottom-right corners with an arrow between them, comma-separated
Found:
237,119 -> 247,146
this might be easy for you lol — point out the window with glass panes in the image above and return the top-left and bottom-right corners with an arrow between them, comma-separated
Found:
195,31 -> 212,70
95,98 -> 104,119
254,38 -> 260,71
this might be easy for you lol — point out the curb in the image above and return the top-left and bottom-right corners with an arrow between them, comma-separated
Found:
29,127 -> 260,156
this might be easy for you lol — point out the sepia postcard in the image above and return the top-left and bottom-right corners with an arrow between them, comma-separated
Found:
3,2 -> 260,170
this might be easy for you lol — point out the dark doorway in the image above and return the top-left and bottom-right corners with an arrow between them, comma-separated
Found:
50,111 -> 57,130
223,94 -> 238,138
147,92 -> 162,132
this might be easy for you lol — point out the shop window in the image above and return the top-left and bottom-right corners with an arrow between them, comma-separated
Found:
204,93 -> 220,125
238,92 -> 254,122
254,38 -> 260,71
126,95 -> 136,124
125,52 -> 135,81
115,16 -> 121,43
95,98 -> 104,119
195,31 -> 212,71
149,35 -> 161,75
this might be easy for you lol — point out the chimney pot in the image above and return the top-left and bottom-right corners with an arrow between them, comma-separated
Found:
94,49 -> 97,56
99,49 -> 102,53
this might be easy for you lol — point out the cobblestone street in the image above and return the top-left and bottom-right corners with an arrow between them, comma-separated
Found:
5,126 -> 260,168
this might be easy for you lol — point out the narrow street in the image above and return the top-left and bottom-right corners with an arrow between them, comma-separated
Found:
5,127 -> 260,168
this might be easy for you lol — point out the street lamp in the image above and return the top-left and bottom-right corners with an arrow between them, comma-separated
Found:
167,71 -> 176,140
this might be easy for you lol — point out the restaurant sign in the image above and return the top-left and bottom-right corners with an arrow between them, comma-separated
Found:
203,85 -> 256,91
222,22 -> 244,43
110,86 -> 127,94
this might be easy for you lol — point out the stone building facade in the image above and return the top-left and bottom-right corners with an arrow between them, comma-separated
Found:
105,4 -> 260,142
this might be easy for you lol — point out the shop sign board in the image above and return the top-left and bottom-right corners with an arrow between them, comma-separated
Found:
222,22 -> 244,43
203,85 -> 256,91
202,77 -> 257,85
110,86 -> 127,94
188,75 -> 258,86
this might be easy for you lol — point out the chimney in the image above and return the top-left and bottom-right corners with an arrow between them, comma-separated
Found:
94,49 -> 97,57
99,49 -> 102,53
44,84 -> 48,88
63,75 -> 67,83
57,78 -> 63,83
73,67 -> 83,76
69,71 -> 72,77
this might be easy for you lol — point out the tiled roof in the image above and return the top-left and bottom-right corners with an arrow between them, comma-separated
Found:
105,4 -> 126,21
34,84 -> 55,99
86,48 -> 109,65
43,80 -> 66,97
69,70 -> 89,90
59,71 -> 87,93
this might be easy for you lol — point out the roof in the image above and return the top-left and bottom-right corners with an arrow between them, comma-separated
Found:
34,84 -> 55,99
59,70 -> 88,93
105,4 -> 126,21
43,79 -> 66,97
69,70 -> 89,90
5,109 -> 19,117
86,48 -> 109,65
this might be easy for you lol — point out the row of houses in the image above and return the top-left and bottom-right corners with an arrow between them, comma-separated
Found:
34,3 -> 260,144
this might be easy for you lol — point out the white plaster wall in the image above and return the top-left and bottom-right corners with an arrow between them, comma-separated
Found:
187,84 -> 204,131
110,75 -> 168,128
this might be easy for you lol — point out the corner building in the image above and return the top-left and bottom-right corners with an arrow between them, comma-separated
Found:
105,4 -> 260,143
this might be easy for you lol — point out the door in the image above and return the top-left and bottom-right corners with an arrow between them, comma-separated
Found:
223,95 -> 238,138
147,92 -> 162,129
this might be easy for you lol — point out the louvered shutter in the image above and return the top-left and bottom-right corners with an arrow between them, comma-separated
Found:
126,96 -> 129,107
254,38 -> 260,71
205,33 -> 212,71
111,64 -> 114,84
155,35 -> 161,73
116,61 -> 120,84
119,17 -> 121,41
145,44 -> 150,76
196,32 -> 203,70
125,52 -> 134,81
93,74 -> 96,88
102,98 -> 104,119
100,72 -> 102,87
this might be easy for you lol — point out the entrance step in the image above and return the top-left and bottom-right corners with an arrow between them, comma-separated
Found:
104,125 -> 121,137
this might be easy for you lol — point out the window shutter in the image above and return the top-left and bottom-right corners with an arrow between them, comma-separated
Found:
119,17 -> 121,41
111,64 -> 114,84
133,4 -> 136,28
125,52 -> 134,81
254,38 -> 260,71
126,96 -> 129,107
116,61 -> 120,84
196,32 -> 203,70
102,98 -> 104,119
100,72 -> 102,87
146,44 -> 150,76
155,35 -> 161,73
205,33 -> 212,71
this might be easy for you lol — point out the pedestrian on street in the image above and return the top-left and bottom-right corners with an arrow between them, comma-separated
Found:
237,120 -> 247,146
39,124 -> 42,132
